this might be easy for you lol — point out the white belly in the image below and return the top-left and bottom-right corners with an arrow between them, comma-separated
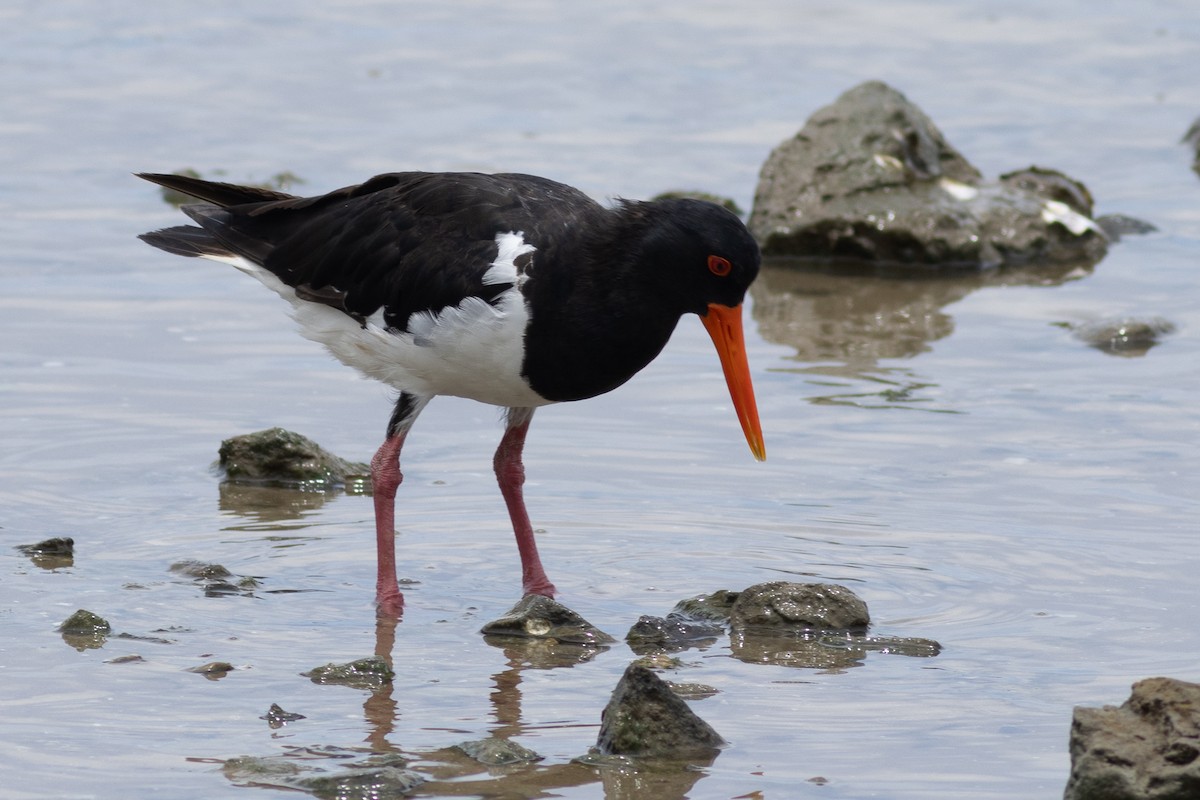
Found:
203,252 -> 550,408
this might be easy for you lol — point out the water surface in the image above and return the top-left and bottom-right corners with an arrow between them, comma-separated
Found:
3,2 -> 1199,798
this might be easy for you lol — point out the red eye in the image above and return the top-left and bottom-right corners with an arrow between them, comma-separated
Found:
708,255 -> 732,276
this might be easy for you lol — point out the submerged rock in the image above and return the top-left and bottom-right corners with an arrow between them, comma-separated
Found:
726,582 -> 940,670
1069,316 -> 1176,357
186,661 -> 235,678
1065,677 -> 1200,800
625,614 -> 723,655
58,609 -> 110,650
596,664 -> 724,758
169,559 -> 260,597
16,536 -> 75,570
454,737 -> 543,766
261,703 -> 306,729
224,750 -> 423,798
749,81 -> 1109,268
292,767 -> 424,798
729,581 -> 870,631
669,589 -> 740,623
218,427 -> 369,491
480,594 -> 615,646
302,656 -> 395,689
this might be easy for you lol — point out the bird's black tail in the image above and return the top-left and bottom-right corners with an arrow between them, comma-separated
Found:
135,172 -> 297,207
138,225 -> 232,259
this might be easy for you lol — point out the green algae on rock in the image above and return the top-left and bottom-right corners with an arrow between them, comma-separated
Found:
595,663 -> 724,758
302,656 -> 395,689
217,427 -> 369,491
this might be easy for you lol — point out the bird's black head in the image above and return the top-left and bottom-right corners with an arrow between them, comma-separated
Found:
633,197 -> 761,316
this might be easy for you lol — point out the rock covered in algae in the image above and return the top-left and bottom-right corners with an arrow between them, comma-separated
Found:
669,589 -> 740,623
749,81 -> 1109,268
58,609 -> 111,635
223,751 -> 423,797
480,594 -> 615,645
58,609 -> 111,651
454,737 -> 543,766
729,581 -> 870,631
292,767 -> 424,798
302,656 -> 394,689
1065,677 -> 1200,800
625,614 -> 723,655
218,427 -> 369,490
169,559 -> 260,597
595,664 -> 724,758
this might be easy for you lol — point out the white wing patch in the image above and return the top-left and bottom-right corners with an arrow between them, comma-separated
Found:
482,231 -> 535,286
199,232 -> 549,408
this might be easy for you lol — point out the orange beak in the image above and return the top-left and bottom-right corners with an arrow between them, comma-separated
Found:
701,303 -> 766,461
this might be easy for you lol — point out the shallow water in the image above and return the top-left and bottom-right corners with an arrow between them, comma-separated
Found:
3,1 -> 1200,798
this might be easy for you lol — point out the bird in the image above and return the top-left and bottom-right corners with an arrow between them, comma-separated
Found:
137,170 -> 765,614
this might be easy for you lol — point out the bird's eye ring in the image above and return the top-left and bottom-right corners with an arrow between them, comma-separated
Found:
707,255 -> 732,277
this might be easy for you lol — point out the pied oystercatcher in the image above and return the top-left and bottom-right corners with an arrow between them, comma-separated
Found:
137,170 -> 765,613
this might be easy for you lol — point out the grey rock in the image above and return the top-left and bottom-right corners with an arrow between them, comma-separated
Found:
293,767 -> 424,798
480,594 -> 615,645
454,737 -> 543,766
749,81 -> 1107,268
729,581 -> 870,631
218,427 -> 369,490
670,589 -> 740,623
58,609 -> 111,651
625,614 -> 723,654
1065,677 -> 1200,800
596,664 -> 724,758
302,656 -> 395,689
58,608 -> 110,636
1071,317 -> 1176,357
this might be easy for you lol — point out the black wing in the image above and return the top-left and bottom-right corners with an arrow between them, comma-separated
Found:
137,171 -> 602,329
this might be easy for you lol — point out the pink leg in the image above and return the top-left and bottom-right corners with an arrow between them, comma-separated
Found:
371,432 -> 406,615
494,410 -> 557,598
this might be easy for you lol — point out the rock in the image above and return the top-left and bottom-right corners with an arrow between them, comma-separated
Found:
169,559 -> 260,597
104,654 -> 145,664
669,589 -> 740,623
57,609 -> 111,652
302,656 -> 395,689
16,536 -> 74,556
223,748 -> 422,797
217,427 -> 370,491
16,536 -> 75,570
186,661 -> 235,677
1065,677 -> 1200,800
749,81 -> 1108,268
729,581 -> 870,631
261,703 -> 306,728
1093,214 -> 1157,242
454,737 -> 543,766
625,614 -> 723,654
595,664 -> 724,758
1070,317 -> 1176,357
479,594 -> 615,645
293,767 -> 425,798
